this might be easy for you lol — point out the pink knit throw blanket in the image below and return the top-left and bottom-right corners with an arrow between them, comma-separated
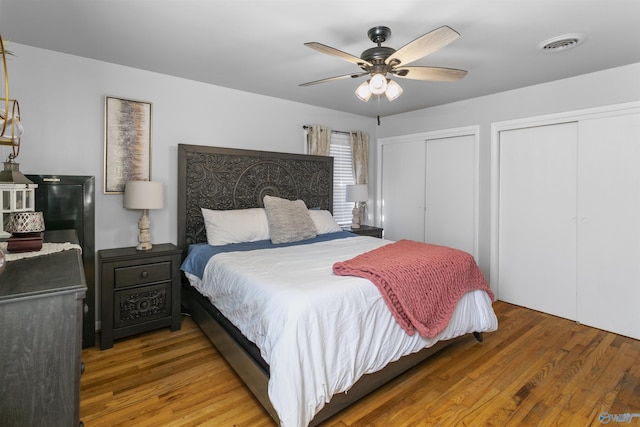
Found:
333,240 -> 494,338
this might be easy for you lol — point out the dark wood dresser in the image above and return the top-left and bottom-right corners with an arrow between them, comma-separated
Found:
0,241 -> 86,426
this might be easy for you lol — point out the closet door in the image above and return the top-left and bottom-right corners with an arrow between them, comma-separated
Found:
381,140 -> 426,241
425,135 -> 476,256
577,113 -> 640,339
498,123 -> 578,319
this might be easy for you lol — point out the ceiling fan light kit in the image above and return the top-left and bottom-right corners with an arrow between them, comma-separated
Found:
301,25 -> 468,104
354,75 -> 404,102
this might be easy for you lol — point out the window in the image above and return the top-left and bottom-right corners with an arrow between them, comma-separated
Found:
329,133 -> 355,226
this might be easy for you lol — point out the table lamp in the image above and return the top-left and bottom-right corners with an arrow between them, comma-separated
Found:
346,184 -> 368,228
123,181 -> 164,250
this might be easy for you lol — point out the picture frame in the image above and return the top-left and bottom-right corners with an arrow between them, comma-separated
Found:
104,96 -> 152,194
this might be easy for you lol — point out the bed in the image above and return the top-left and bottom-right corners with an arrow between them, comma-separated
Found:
177,143 -> 498,427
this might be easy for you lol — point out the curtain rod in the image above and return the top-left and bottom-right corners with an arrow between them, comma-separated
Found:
302,125 -> 351,136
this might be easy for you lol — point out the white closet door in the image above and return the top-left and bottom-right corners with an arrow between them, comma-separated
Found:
381,140 -> 426,242
577,113 -> 640,339
425,135 -> 476,257
498,123 -> 578,319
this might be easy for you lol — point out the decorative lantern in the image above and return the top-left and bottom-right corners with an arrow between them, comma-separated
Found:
0,157 -> 37,238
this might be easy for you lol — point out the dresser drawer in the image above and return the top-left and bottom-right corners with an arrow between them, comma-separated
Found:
114,261 -> 171,288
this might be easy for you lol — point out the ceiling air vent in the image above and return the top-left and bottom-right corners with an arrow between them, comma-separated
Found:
538,33 -> 586,52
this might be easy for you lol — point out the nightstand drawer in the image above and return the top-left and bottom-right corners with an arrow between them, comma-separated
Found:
114,261 -> 171,288
114,282 -> 171,328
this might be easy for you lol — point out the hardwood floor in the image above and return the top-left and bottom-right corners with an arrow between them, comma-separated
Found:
81,301 -> 640,426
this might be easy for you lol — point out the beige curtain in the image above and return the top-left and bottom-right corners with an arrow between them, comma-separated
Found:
350,130 -> 369,185
306,125 -> 332,156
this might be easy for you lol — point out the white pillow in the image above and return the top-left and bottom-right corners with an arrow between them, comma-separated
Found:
308,209 -> 343,234
201,207 -> 270,246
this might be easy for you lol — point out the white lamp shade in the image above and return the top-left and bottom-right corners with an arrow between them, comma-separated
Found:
123,181 -> 164,210
369,74 -> 388,95
346,184 -> 368,202
355,81 -> 372,102
385,80 -> 404,101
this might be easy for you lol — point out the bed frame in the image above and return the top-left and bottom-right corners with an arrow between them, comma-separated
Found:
177,143 -> 471,426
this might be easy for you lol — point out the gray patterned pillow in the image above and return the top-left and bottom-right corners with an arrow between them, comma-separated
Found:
263,195 -> 317,244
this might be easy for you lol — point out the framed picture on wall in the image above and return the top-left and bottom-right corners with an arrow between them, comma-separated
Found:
104,96 -> 152,194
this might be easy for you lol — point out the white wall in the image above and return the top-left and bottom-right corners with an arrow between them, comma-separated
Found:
375,62 -> 640,276
7,42 -> 639,294
6,43 -> 377,252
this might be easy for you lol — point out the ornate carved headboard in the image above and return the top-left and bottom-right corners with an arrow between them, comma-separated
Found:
177,144 -> 334,249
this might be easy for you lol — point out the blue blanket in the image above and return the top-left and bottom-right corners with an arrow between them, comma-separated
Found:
181,231 -> 357,279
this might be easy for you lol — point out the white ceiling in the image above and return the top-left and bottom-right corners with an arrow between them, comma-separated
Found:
1,0 -> 639,118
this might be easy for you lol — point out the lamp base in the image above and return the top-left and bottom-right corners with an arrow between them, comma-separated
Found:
351,203 -> 363,228
136,242 -> 153,251
136,209 -> 153,251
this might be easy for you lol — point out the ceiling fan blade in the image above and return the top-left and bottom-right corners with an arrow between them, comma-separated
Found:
392,66 -> 468,82
299,72 -> 368,87
304,42 -> 372,67
385,26 -> 460,67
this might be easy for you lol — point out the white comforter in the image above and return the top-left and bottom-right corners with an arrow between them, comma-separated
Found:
187,236 -> 498,427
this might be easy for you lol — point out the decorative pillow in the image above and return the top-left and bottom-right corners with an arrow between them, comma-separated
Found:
263,195 -> 317,244
201,207 -> 270,246
308,209 -> 343,234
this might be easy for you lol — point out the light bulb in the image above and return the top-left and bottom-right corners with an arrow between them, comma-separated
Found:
355,81 -> 372,102
385,80 -> 403,101
369,73 -> 387,95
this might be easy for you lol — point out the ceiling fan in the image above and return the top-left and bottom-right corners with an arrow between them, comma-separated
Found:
300,25 -> 467,102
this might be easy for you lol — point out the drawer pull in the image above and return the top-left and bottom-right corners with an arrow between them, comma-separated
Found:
81,361 -> 85,375
140,270 -> 149,279
83,302 -> 89,315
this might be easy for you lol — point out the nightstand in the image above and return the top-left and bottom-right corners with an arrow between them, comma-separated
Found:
343,224 -> 384,238
99,243 -> 182,350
